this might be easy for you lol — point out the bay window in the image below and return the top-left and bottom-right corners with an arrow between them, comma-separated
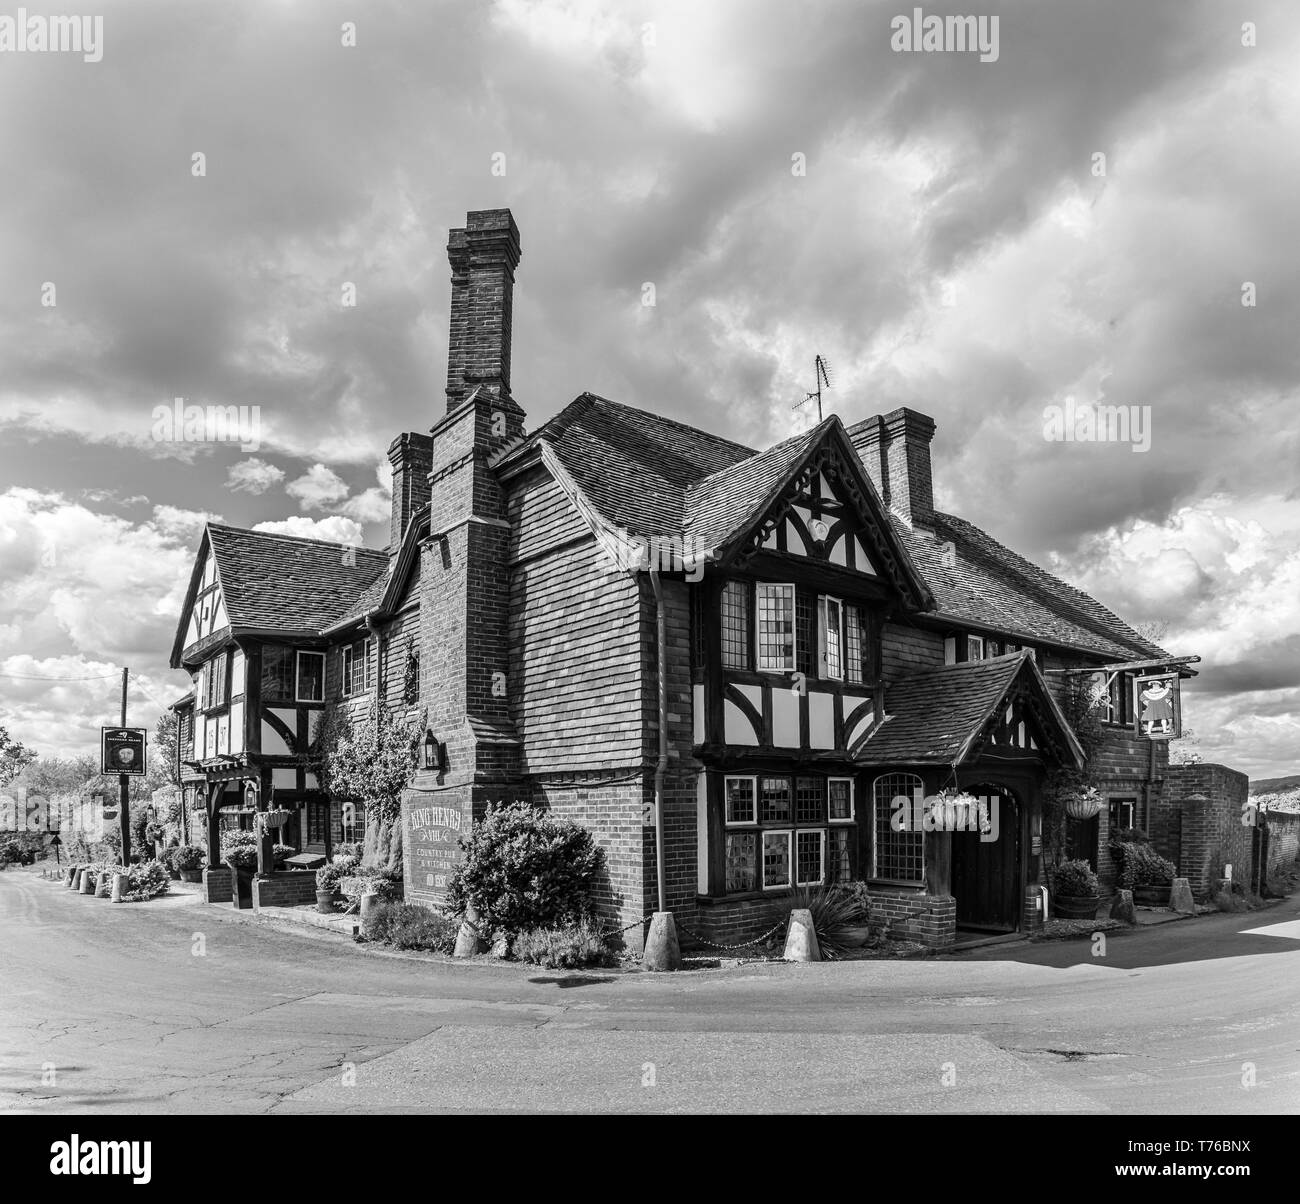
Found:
721,773 -> 856,894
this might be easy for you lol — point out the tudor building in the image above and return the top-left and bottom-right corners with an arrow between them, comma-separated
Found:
169,207 -> 1195,943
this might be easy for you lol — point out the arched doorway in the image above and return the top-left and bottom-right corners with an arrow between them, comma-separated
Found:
950,783 -> 1021,933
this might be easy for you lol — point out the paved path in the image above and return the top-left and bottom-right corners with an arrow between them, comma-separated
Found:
2,869 -> 1297,1113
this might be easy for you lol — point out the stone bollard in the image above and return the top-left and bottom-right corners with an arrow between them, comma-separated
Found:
71,868 -> 84,892
80,869 -> 95,895
453,907 -> 486,958
95,872 -> 111,898
359,892 -> 379,925
1109,889 -> 1137,924
65,866 -> 78,889
1170,877 -> 1195,914
644,911 -> 681,972
783,908 -> 821,961
111,873 -> 126,903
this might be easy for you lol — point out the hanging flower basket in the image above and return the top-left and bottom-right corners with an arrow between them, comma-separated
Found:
262,807 -> 291,830
1062,786 -> 1102,821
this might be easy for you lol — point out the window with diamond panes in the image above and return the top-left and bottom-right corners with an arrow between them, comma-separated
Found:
756,583 -> 796,671
873,773 -> 925,883
725,831 -> 758,892
795,777 -> 825,824
828,827 -> 853,883
721,580 -> 750,670
796,829 -> 825,885
725,776 -> 757,825
762,830 -> 792,889
760,777 -> 791,823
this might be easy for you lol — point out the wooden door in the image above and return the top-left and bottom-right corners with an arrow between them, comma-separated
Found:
951,790 -> 1021,931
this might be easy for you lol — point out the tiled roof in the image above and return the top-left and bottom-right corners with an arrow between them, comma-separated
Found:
683,419 -> 833,550
510,395 -> 1158,661
207,525 -> 389,634
892,513 -> 1165,661
498,393 -> 754,535
854,651 -> 1083,767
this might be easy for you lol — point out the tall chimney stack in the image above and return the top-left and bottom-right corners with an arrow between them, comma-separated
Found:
847,408 -> 936,529
444,209 -> 522,413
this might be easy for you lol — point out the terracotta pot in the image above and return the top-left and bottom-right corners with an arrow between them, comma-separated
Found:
179,869 -> 202,883
316,889 -> 340,914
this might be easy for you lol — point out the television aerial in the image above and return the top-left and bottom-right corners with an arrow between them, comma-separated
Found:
791,355 -> 833,423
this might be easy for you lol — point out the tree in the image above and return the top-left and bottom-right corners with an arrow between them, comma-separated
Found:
319,708 -> 422,870
0,725 -> 36,788
148,710 -> 181,792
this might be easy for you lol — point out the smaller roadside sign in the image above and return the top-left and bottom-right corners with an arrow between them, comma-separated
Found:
102,727 -> 148,776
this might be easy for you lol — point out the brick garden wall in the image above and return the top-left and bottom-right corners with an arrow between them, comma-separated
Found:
202,865 -> 231,903
1263,809 -> 1299,878
1154,763 -> 1252,899
252,870 -> 318,911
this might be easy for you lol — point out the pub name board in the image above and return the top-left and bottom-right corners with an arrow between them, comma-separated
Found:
402,798 -> 465,904
101,727 -> 148,776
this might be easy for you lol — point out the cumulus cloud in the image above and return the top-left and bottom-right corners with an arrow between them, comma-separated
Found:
251,515 -> 364,545
226,457 -> 287,495
286,464 -> 350,511
337,488 -> 391,524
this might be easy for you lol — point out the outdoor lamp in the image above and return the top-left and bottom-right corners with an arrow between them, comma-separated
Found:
423,730 -> 446,773
244,781 -> 258,811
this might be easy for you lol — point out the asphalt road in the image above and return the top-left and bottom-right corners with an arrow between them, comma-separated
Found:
2,867 -> 1298,1114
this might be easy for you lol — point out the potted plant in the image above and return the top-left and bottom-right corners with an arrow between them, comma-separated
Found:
1062,784 -> 1102,821
1132,845 -> 1177,907
1052,858 -> 1101,919
174,844 -> 206,883
262,806 -> 291,831
315,860 -> 347,913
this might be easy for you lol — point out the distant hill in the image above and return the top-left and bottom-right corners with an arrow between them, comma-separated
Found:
1250,775 -> 1300,796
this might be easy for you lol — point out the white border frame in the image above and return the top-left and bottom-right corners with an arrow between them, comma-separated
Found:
755,581 -> 797,673
296,650 -> 326,703
761,828 -> 793,891
828,777 -> 855,823
723,775 -> 758,826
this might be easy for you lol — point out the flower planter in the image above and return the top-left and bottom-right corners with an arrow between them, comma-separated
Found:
316,889 -> 340,914
228,865 -> 255,909
1133,884 -> 1172,907
179,868 -> 202,883
1054,894 -> 1100,920
834,924 -> 873,949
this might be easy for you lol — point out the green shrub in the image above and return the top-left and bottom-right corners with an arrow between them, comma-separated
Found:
340,866 -> 402,908
221,829 -> 260,870
447,801 -> 605,935
512,919 -> 614,969
786,884 -> 870,958
174,844 -> 206,872
122,860 -> 170,901
1111,840 -> 1176,890
1052,858 -> 1100,897
316,855 -> 361,892
362,901 -> 458,952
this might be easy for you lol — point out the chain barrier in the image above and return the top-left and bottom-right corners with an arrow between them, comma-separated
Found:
674,920 -> 786,953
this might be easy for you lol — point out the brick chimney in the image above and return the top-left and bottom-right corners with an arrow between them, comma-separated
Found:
444,208 -> 522,414
386,431 -> 432,555
406,208 -> 526,886
847,407 -> 936,528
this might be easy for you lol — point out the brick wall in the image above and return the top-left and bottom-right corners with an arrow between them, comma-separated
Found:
1263,810 -> 1299,877
202,865 -> 231,903
252,870 -> 319,911
1154,763 -> 1252,899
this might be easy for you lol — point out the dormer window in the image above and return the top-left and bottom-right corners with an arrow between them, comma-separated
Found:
967,635 -> 986,661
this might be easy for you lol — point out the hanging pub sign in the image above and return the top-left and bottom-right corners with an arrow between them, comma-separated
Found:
1132,673 -> 1181,740
102,727 -> 148,776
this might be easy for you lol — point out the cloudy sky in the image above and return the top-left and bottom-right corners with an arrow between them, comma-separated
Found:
1,0 -> 1297,778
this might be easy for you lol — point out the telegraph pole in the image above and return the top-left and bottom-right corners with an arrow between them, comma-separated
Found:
119,667 -> 132,865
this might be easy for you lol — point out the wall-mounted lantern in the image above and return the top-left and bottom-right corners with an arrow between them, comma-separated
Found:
422,730 -> 446,774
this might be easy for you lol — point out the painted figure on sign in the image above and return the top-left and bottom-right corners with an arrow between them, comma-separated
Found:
1139,677 -> 1174,736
